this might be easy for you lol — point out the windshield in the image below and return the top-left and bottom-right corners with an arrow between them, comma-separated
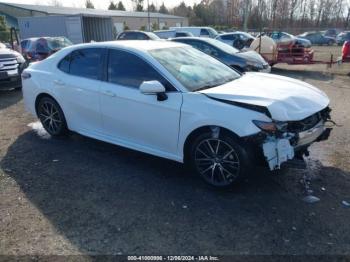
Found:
149,46 -> 240,92
146,32 -> 161,40
204,38 -> 239,54
207,28 -> 219,37
47,37 -> 73,51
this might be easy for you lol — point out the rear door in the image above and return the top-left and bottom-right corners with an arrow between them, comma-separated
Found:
55,47 -> 105,134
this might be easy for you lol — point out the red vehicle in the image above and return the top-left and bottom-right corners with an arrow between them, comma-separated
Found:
20,37 -> 72,62
342,41 -> 350,62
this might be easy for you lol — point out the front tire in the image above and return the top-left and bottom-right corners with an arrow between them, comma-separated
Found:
189,132 -> 249,188
37,97 -> 68,136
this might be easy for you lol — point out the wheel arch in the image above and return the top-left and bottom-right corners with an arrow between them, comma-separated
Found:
182,125 -> 241,163
34,93 -> 64,118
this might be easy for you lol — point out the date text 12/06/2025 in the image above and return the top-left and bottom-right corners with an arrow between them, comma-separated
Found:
127,256 -> 219,261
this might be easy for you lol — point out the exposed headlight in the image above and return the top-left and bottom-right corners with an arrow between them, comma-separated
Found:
253,120 -> 288,133
16,55 -> 25,64
253,120 -> 277,132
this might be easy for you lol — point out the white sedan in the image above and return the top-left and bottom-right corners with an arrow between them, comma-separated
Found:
22,41 -> 332,188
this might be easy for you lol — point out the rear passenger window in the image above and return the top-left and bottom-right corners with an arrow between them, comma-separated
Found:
118,33 -> 127,39
69,48 -> 103,80
221,34 -> 234,40
200,29 -> 210,36
58,54 -> 70,73
108,49 -> 175,91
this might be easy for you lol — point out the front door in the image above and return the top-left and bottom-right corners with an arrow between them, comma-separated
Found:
99,49 -> 182,156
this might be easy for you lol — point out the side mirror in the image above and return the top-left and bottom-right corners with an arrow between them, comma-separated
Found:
139,80 -> 168,101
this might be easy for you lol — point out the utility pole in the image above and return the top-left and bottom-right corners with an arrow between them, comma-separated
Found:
147,0 -> 151,31
243,0 -> 249,31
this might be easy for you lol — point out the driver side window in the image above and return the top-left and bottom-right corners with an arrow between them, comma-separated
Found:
107,49 -> 176,91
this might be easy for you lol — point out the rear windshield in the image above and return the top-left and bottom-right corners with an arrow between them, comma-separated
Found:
47,37 -> 73,51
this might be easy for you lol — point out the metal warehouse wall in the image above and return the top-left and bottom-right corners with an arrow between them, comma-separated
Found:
82,16 -> 113,42
0,3 -> 46,18
18,16 -> 68,40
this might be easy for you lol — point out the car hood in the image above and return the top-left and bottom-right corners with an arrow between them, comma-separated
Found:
199,72 -> 329,121
235,50 -> 266,64
295,37 -> 311,47
0,48 -> 21,58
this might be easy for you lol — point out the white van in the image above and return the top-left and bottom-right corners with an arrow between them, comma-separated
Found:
154,30 -> 194,39
169,27 -> 218,38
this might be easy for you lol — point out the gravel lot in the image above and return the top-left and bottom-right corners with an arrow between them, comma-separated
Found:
1,47 -> 350,257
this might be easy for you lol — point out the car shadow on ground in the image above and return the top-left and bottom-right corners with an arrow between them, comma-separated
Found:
1,130 -> 350,255
272,67 -> 335,81
0,89 -> 22,110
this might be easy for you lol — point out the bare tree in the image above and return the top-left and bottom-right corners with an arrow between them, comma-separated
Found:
47,0 -> 62,7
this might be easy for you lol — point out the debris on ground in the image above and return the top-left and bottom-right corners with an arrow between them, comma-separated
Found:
341,200 -> 350,207
303,195 -> 321,204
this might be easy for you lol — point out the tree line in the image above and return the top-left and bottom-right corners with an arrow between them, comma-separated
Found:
73,0 -> 350,32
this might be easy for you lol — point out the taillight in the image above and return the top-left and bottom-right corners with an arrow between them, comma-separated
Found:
21,72 -> 31,79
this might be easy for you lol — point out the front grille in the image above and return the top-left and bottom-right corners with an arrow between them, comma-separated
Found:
0,58 -> 19,72
287,107 -> 330,133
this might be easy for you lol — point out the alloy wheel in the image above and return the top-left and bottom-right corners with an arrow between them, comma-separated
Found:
38,101 -> 63,135
194,138 -> 240,186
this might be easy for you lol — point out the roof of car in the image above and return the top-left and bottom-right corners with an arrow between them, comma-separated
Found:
219,31 -> 252,36
22,37 -> 67,42
67,40 -> 187,52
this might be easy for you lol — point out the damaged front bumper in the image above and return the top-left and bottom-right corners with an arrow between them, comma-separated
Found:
261,121 -> 332,170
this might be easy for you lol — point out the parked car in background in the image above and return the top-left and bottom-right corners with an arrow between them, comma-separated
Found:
268,31 -> 311,48
324,28 -> 342,38
0,44 -> 26,90
21,36 -> 72,62
154,30 -> 194,39
169,27 -> 218,38
1,42 -> 11,49
336,31 -> 350,46
22,41 -> 332,188
342,41 -> 350,62
116,31 -> 160,40
215,32 -> 255,50
298,32 -> 335,45
172,37 -> 270,73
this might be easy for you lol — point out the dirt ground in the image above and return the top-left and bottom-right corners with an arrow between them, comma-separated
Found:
1,46 -> 350,257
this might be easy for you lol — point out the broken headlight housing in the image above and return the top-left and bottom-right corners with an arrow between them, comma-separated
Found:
253,120 -> 288,133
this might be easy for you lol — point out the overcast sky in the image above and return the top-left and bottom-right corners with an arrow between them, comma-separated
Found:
0,0 -> 201,10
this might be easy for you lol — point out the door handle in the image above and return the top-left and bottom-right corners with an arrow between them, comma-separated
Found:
54,79 -> 65,86
102,90 -> 116,97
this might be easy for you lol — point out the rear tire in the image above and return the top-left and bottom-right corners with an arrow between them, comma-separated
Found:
189,131 -> 250,188
37,96 -> 68,136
